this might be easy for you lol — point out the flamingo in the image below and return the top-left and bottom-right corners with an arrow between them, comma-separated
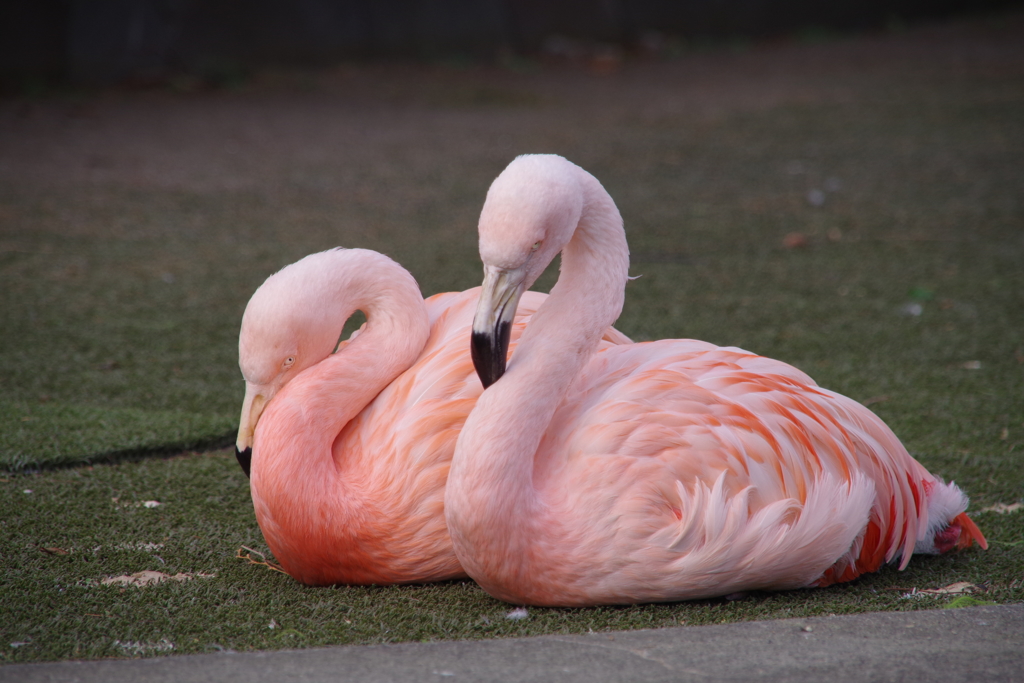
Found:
235,247 -> 629,585
446,154 -> 987,606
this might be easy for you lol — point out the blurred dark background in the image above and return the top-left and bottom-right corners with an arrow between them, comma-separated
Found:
2,0 -> 1021,89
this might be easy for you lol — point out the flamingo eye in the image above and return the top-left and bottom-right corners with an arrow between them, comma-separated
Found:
284,356 -> 295,367
531,241 -> 542,252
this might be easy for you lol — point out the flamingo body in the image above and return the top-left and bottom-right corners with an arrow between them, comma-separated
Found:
239,248 -> 629,585
446,155 -> 986,606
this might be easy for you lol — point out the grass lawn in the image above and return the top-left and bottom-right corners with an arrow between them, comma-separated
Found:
2,10 -> 1022,663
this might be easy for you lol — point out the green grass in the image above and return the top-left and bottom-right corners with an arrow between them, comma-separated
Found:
1,451 -> 1019,661
0,400 -> 234,471
1,9 -> 1022,663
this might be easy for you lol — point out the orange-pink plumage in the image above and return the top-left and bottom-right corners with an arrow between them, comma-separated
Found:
235,248 -> 627,585
446,154 -> 986,606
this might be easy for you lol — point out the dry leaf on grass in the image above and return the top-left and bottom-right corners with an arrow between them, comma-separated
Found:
110,497 -> 163,509
114,542 -> 164,551
899,581 -> 979,598
100,570 -> 215,587
114,639 -> 174,654
980,502 -> 1023,514
38,546 -> 70,555
783,232 -> 809,249
236,546 -> 288,575
919,581 -> 977,595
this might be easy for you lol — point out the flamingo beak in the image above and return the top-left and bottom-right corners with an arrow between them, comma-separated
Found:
235,384 -> 269,479
234,446 -> 252,479
472,264 -> 525,388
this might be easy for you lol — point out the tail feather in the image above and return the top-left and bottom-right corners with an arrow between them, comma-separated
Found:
952,511 -> 988,551
913,479 -> 988,555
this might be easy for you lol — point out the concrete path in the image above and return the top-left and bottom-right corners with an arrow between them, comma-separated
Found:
5,604 -> 1022,683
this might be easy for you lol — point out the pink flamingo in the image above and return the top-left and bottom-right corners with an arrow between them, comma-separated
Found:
446,155 -> 987,606
235,247 -> 629,585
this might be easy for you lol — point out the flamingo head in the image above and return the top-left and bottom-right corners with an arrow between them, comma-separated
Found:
472,155 -> 583,387
235,252 -> 351,476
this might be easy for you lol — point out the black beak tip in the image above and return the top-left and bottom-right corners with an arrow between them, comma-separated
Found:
471,331 -> 498,388
235,446 -> 252,479
471,320 -> 512,389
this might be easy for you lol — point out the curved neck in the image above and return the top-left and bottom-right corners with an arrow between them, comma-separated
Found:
514,169 -> 629,383
284,292 -> 428,435
450,166 -> 629,564
260,250 -> 428,441
251,255 -> 430,578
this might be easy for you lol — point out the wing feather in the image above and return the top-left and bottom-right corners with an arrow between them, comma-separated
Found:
531,340 -> 937,595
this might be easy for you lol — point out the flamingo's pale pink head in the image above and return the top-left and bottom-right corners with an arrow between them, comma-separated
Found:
472,155 -> 585,386
236,250 -> 355,466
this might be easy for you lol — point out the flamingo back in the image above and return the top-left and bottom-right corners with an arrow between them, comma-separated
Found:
506,341 -> 969,603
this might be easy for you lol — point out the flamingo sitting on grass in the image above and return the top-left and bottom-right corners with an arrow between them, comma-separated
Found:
446,154 -> 987,606
235,247 -> 628,585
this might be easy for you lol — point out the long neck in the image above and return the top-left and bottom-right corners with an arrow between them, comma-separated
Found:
449,168 -> 629,574
513,171 -> 629,390
251,257 -> 430,581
